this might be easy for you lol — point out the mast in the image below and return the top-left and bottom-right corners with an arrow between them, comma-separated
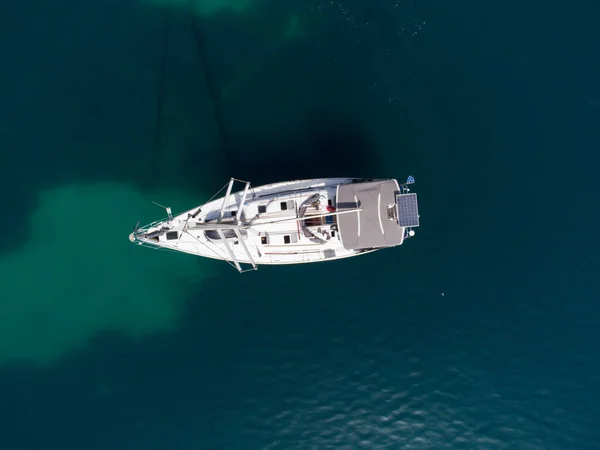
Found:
253,207 -> 363,226
213,178 -> 256,271
236,182 -> 250,222
217,229 -> 242,272
218,178 -> 235,222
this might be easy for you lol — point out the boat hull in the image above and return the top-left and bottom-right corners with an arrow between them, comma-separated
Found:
130,177 -> 417,272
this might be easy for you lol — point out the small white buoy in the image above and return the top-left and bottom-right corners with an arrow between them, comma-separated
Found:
441,292 -> 445,296
408,230 -> 415,237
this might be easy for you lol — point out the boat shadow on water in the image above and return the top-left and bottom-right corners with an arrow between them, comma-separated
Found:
181,111 -> 384,189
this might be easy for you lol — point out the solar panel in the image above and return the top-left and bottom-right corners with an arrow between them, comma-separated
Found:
396,193 -> 420,227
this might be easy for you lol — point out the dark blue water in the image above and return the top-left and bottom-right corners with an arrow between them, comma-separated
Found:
1,0 -> 599,448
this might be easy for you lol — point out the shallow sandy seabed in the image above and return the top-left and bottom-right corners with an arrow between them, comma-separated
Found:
0,182 -> 211,367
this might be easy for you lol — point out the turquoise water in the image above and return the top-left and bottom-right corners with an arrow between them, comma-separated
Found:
1,0 -> 599,448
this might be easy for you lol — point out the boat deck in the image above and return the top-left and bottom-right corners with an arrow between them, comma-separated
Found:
146,178 -> 363,268
129,176 -> 417,271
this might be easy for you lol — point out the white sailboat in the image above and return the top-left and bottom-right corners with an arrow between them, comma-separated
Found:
129,177 -> 420,272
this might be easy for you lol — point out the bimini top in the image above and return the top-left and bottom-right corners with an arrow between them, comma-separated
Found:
336,179 -> 405,250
